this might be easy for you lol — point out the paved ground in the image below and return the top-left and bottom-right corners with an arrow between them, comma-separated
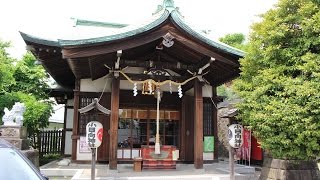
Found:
41,160 -> 259,180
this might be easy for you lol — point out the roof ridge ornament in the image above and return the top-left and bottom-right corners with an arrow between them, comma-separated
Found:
163,0 -> 175,8
162,33 -> 174,48
153,0 -> 182,15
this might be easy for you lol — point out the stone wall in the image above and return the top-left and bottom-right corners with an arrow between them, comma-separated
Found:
260,158 -> 320,180
217,107 -> 230,159
22,149 -> 40,168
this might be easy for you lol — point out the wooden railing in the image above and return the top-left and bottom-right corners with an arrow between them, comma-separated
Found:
37,130 -> 63,157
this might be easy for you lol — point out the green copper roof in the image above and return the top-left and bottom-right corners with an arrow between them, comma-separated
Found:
170,11 -> 245,57
72,18 -> 128,28
20,0 -> 244,57
59,9 -> 169,46
20,31 -> 60,47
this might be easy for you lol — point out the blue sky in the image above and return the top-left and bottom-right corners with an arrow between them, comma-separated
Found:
0,0 -> 277,58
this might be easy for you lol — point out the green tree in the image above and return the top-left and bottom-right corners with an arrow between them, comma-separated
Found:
10,52 -> 50,100
217,84 -> 238,101
0,39 -> 53,147
217,33 -> 247,100
234,0 -> 320,160
0,40 -> 15,93
219,33 -> 247,51
0,39 -> 16,117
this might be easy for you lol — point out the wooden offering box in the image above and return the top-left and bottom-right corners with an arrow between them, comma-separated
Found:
141,145 -> 177,169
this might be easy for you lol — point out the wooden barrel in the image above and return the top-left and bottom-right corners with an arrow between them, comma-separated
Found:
259,158 -> 320,180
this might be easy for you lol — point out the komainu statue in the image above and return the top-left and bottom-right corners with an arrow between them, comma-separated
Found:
2,102 -> 26,126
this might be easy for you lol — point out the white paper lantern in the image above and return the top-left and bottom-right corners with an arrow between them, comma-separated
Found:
86,121 -> 103,148
228,124 -> 243,148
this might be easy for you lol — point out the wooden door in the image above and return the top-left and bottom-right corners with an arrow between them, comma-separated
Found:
182,96 -> 194,162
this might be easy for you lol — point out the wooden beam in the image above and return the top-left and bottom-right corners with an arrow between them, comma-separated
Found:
68,58 -> 94,79
166,41 -> 203,63
116,59 -> 196,71
109,77 -> 120,169
62,26 -> 174,59
170,31 -> 239,67
118,73 -> 191,82
71,79 -> 80,161
212,61 -> 235,74
213,71 -> 240,87
194,80 -> 203,169
212,86 -> 218,160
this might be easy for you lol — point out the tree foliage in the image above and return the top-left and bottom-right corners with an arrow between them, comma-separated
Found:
0,40 -> 15,93
234,0 -> 320,160
10,52 -> 50,99
0,39 -> 53,142
219,33 -> 247,51
217,33 -> 247,100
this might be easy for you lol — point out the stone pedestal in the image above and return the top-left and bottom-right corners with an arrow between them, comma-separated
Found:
0,125 -> 39,168
0,126 -> 29,149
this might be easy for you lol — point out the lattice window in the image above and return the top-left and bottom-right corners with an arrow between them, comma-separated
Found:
203,102 -> 213,136
79,96 -> 97,135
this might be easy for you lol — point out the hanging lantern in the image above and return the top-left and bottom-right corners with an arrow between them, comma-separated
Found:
86,121 -> 103,148
228,124 -> 243,148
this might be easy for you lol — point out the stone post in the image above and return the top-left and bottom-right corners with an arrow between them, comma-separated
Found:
0,126 -> 39,167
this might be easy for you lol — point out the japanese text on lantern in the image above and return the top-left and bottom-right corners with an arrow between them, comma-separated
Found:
87,123 -> 96,147
86,121 -> 103,148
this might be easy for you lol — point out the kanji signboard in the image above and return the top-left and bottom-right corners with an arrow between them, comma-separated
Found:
86,121 -> 103,148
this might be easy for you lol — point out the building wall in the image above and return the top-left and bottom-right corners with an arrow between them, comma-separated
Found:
80,76 -> 112,92
65,99 -> 74,155
185,85 -> 213,98
76,139 -> 94,160
47,122 -> 63,130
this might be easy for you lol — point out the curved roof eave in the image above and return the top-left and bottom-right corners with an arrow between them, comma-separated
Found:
170,11 -> 245,58
58,10 -> 170,46
19,31 -> 60,47
19,7 -> 245,58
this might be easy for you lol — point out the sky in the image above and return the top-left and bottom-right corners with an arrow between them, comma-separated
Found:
0,0 -> 278,121
0,0 -> 278,59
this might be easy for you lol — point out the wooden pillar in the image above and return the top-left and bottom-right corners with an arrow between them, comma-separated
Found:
180,97 -> 186,160
71,79 -> 80,161
109,78 -> 120,170
212,87 -> 218,160
61,96 -> 68,156
194,80 -> 203,169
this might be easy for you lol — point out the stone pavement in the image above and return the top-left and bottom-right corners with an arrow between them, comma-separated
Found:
41,160 -> 259,180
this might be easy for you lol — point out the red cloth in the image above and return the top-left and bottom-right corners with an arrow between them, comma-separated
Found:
236,129 -> 251,160
251,136 -> 263,161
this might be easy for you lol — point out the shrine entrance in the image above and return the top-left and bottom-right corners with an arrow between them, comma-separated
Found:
117,108 -> 179,160
21,0 -> 244,169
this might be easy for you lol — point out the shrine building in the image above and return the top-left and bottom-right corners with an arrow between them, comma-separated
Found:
20,0 -> 244,169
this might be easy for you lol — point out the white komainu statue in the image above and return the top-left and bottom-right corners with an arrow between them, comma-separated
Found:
2,102 -> 26,126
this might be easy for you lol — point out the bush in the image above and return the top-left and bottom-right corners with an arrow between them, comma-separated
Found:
40,153 -> 62,166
